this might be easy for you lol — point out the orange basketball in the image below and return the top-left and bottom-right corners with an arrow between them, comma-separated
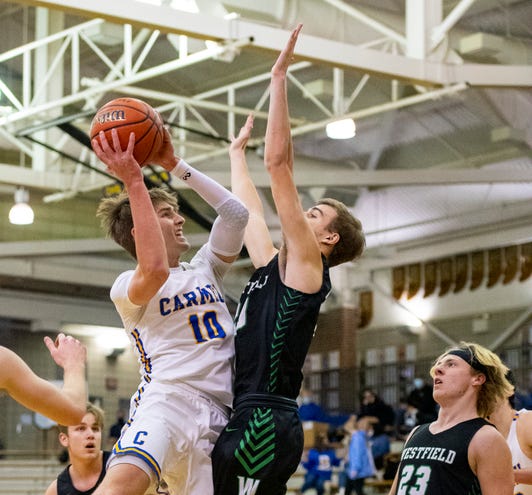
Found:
90,97 -> 164,166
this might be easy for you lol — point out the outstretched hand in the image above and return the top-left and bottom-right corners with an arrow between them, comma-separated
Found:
271,23 -> 302,77
230,114 -> 254,154
150,125 -> 181,171
92,129 -> 143,186
44,333 -> 86,371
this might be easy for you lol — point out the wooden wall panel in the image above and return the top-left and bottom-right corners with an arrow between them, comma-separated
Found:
359,291 -> 373,328
470,251 -> 485,290
393,266 -> 406,300
439,258 -> 453,296
407,263 -> 421,299
423,261 -> 437,298
389,242 -> 529,299
503,245 -> 518,284
453,254 -> 468,293
487,248 -> 503,287
520,242 -> 532,282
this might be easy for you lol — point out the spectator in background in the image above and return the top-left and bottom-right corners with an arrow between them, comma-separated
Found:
300,432 -> 342,495
357,388 -> 395,434
108,409 -> 126,449
299,389 -> 327,422
343,415 -> 376,495
393,397 -> 408,439
369,422 -> 390,472
396,402 -> 419,440
299,389 -> 350,428
406,376 -> 438,424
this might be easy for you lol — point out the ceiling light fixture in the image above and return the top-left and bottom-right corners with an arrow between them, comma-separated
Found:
326,118 -> 356,139
9,187 -> 34,225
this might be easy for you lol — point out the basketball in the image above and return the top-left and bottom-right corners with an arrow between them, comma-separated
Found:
90,97 -> 164,166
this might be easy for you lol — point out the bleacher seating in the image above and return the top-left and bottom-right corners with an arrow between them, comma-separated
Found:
286,457 -> 396,495
0,447 -> 398,495
0,458 -> 61,495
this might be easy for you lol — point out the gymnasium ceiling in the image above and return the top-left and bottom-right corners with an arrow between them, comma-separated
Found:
0,0 -> 531,306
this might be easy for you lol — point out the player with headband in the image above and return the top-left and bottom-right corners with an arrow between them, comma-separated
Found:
389,341 -> 514,495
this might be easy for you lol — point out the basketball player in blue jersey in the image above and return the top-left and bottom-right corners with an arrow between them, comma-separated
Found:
389,342 -> 514,495
91,124 -> 248,495
211,24 -> 365,495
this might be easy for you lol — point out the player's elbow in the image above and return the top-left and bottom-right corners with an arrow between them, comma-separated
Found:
264,154 -> 290,173
217,197 -> 249,231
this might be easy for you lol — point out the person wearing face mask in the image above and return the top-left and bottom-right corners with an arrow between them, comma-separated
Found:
299,389 -> 328,422
406,377 -> 438,425
357,389 -> 395,434
298,389 -> 351,430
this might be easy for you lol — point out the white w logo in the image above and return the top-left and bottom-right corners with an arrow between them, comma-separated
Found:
237,476 -> 260,495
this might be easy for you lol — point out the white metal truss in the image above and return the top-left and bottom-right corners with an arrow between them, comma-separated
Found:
0,1 -> 530,197
0,0 -> 530,343
9,0 -> 532,85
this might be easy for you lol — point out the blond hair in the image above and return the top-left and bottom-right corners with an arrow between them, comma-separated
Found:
430,341 -> 512,418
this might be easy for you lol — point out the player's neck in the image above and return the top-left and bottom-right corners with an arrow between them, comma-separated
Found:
168,254 -> 181,268
69,450 -> 103,479
432,402 -> 479,431
488,403 -> 515,438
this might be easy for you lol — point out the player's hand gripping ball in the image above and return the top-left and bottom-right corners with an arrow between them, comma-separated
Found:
90,97 -> 164,166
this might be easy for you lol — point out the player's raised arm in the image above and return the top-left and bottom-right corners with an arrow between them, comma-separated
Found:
93,129 -> 169,306
264,24 -> 323,293
229,114 -> 277,268
0,335 -> 87,425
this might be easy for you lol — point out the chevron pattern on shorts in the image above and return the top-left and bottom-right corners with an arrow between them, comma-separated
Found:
268,288 -> 302,393
234,407 -> 276,476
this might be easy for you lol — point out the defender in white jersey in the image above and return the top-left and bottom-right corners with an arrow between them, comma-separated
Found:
92,125 -> 248,495
490,373 -> 532,494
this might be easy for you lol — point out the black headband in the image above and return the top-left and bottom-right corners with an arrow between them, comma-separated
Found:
447,348 -> 488,375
